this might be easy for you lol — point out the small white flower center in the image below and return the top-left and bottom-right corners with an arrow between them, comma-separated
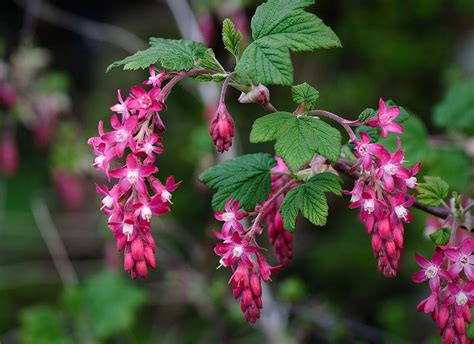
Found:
232,245 -> 244,258
383,163 -> 398,175
456,291 -> 468,306
395,205 -> 408,221
161,190 -> 172,203
127,170 -> 139,184
425,266 -> 438,279
222,212 -> 236,222
461,255 -> 469,265
139,95 -> 152,109
406,177 -> 417,188
144,143 -> 154,155
141,205 -> 152,221
358,144 -> 369,156
115,129 -> 127,142
122,223 -> 134,239
364,199 -> 375,214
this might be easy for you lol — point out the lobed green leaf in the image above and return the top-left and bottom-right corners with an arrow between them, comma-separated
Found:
199,153 -> 276,211
250,112 -> 342,171
429,227 -> 451,246
235,0 -> 341,85
292,82 -> 319,109
416,176 -> 450,207
107,38 -> 207,72
280,172 -> 342,231
222,18 -> 243,58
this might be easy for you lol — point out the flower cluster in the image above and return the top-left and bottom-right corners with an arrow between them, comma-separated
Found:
263,157 -> 294,265
213,198 -> 275,323
414,239 -> 474,344
347,99 -> 420,277
88,66 -> 180,279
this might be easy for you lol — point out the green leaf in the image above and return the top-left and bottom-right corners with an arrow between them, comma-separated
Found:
417,176 -> 449,206
357,108 -> 375,123
107,38 -> 207,72
236,42 -> 293,85
355,126 -> 379,143
429,227 -> 451,246
81,271 -> 147,339
195,48 -> 225,73
280,172 -> 342,231
222,18 -> 243,58
199,153 -> 276,211
292,82 -> 319,109
250,112 -> 341,171
20,306 -> 70,344
235,0 -> 341,85
433,79 -> 474,133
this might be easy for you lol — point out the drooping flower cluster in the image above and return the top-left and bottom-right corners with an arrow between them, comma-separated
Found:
213,198 -> 276,323
414,239 -> 474,344
88,66 -> 181,279
263,157 -> 294,265
347,98 -> 420,277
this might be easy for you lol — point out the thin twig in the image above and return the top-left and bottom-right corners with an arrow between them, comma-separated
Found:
31,198 -> 79,287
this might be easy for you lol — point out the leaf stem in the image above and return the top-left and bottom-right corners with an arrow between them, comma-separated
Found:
160,69 -> 225,102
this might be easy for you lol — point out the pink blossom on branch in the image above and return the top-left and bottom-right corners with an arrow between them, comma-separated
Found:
88,68 -> 180,279
367,98 -> 404,138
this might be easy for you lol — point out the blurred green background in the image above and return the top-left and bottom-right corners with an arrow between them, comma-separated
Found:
0,0 -> 473,343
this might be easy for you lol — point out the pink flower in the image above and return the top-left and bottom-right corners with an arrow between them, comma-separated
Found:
110,89 -> 131,120
210,102 -> 235,153
445,239 -> 474,280
353,131 -> 388,170
128,86 -> 163,119
101,115 -> 138,158
134,133 -> 164,163
214,198 -> 247,235
143,66 -> 164,88
214,232 -> 257,267
367,98 -> 403,137
413,251 -> 449,291
150,176 -> 181,204
390,193 -> 415,223
350,189 -> 385,234
110,154 -> 157,195
442,282 -> 474,318
376,141 -> 411,192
